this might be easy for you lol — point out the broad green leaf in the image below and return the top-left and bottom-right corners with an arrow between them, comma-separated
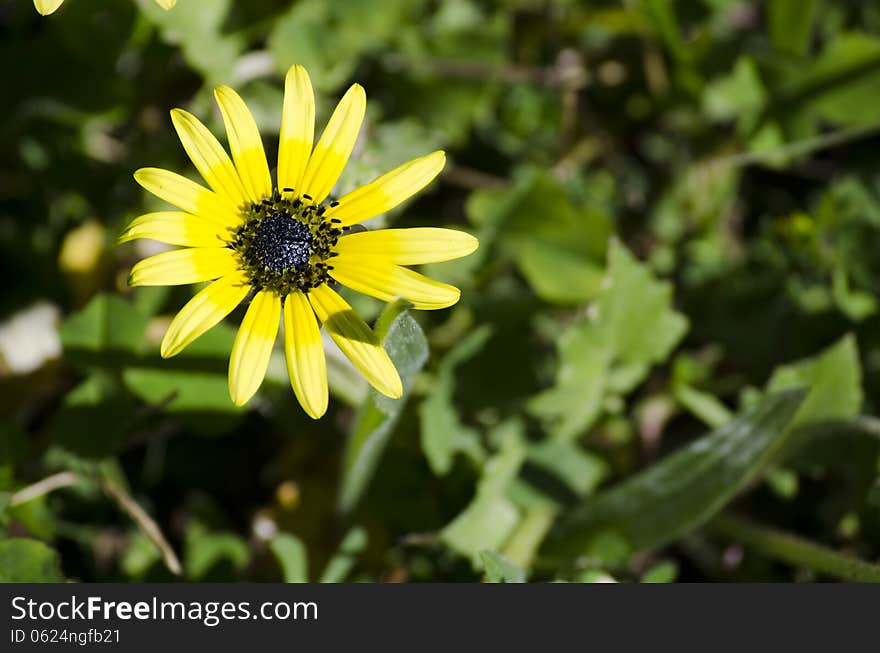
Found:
831,267 -> 877,321
702,57 -> 767,133
337,308 -> 428,514
773,33 -> 880,128
480,550 -> 526,583
8,494 -> 55,540
641,559 -> 679,583
544,389 -> 806,560
768,0 -> 819,57
0,539 -> 64,582
419,325 -> 491,475
120,531 -> 162,581
466,170 -> 612,305
529,240 -> 688,439
766,334 -> 862,427
269,533 -> 309,583
527,440 -> 607,497
52,372 -> 135,458
60,293 -> 149,368
123,323 -> 243,434
516,246 -> 606,305
184,522 -> 249,580
138,0 -> 243,86
60,295 -> 238,430
319,527 -> 367,583
268,0 -> 414,93
441,421 -> 525,563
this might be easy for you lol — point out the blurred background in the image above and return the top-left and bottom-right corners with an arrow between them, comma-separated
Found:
2,0 -> 880,583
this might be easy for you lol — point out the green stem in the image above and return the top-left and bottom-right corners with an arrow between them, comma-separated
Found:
711,513 -> 880,582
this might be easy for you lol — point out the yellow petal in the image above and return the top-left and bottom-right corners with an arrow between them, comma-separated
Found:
333,228 -> 478,265
228,291 -> 281,406
308,285 -> 402,399
283,292 -> 328,419
34,0 -> 64,15
119,212 -> 232,248
161,272 -> 250,358
325,151 -> 446,226
155,0 -> 176,8
170,109 -> 249,208
329,257 -> 460,310
278,65 -> 315,198
129,248 -> 238,286
134,168 -> 241,228
214,86 -> 272,203
299,84 -> 366,204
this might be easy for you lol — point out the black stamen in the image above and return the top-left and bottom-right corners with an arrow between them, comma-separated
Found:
252,211 -> 312,273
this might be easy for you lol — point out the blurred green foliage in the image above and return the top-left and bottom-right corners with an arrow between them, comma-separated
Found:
3,0 -> 880,582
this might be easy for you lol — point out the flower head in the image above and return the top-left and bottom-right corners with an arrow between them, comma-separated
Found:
121,65 -> 478,418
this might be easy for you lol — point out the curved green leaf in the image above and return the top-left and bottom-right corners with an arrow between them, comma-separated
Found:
544,389 -> 806,560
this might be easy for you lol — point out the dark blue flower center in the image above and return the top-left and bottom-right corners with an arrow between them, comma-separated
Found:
232,191 -> 343,295
252,210 -> 312,273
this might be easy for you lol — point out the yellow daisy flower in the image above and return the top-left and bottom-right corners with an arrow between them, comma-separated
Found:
121,65 -> 478,418
34,0 -> 176,16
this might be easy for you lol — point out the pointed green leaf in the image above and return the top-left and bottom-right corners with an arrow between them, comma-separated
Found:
545,389 -> 806,559
269,533 -> 309,583
0,539 -> 63,582
337,308 -> 428,514
766,334 -> 862,427
480,550 -> 526,583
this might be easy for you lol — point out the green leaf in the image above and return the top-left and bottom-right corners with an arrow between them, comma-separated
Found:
766,334 -> 862,427
641,559 -> 679,583
319,527 -> 367,583
674,384 -> 732,428
544,389 -> 806,560
831,267 -> 877,321
441,421 -> 525,564
52,372 -> 135,458
702,57 -> 767,132
466,170 -> 612,305
268,0 -> 414,93
0,539 -> 64,582
529,240 -> 688,439
636,0 -> 687,61
184,522 -> 249,581
774,33 -> 880,128
419,325 -> 491,475
527,440 -> 607,497
768,0 -> 819,57
480,550 -> 526,583
122,323 -> 243,434
500,505 -> 557,572
60,293 -> 149,368
516,246 -> 606,305
138,0 -> 243,86
337,308 -> 428,514
120,532 -> 162,581
269,533 -> 309,583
